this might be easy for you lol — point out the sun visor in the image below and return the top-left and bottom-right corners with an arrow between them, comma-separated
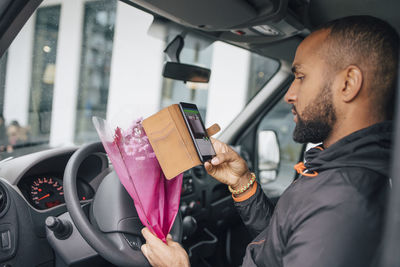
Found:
127,0 -> 283,31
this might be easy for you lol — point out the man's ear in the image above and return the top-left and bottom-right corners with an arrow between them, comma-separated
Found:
339,65 -> 363,103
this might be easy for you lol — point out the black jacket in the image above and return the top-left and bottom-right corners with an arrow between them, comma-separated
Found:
235,121 -> 392,267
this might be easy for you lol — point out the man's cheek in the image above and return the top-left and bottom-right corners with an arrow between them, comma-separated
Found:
299,102 -> 315,122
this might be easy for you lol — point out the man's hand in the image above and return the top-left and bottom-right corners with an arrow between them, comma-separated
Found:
141,227 -> 189,267
204,138 -> 251,190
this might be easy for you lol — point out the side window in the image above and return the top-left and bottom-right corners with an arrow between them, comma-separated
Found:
75,0 -> 117,143
29,5 -> 61,142
256,98 -> 303,197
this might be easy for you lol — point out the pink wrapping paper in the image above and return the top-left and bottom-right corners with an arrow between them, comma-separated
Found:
93,117 -> 183,242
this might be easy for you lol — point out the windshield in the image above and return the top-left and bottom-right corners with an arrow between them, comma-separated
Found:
0,0 -> 279,159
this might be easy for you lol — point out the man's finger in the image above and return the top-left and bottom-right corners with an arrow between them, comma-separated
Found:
166,237 -> 177,247
210,137 -> 225,153
210,137 -> 221,147
141,244 -> 149,257
141,244 -> 153,260
141,227 -> 164,246
166,234 -> 173,244
141,244 -> 156,266
166,234 -> 181,248
204,161 -> 212,171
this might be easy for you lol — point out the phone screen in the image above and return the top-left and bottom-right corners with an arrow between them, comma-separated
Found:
179,102 -> 216,161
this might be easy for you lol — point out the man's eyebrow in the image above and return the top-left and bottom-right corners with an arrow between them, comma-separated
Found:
291,64 -> 302,74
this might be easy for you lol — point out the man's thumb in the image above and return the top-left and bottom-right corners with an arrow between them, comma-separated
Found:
211,152 -> 235,165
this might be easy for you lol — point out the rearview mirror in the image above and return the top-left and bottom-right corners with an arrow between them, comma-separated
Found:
162,62 -> 211,83
257,130 -> 280,184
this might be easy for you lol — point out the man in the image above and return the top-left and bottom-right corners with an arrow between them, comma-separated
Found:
141,15 -> 399,266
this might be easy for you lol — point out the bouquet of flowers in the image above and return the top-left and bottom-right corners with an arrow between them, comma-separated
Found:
93,117 -> 183,243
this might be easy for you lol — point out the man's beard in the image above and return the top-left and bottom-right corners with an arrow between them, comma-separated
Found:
292,82 -> 337,144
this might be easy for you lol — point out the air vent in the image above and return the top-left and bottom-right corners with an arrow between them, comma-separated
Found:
192,166 -> 205,178
0,184 -> 8,216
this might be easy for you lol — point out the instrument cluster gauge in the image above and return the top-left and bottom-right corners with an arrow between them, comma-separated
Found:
20,175 -> 94,210
30,177 -> 64,209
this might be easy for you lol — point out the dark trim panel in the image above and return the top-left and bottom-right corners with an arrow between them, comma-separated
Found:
379,54 -> 400,266
0,0 -> 43,57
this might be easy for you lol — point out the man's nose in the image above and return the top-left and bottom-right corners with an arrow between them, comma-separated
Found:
284,81 -> 297,104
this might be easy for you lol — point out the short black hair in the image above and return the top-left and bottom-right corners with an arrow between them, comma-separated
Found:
9,120 -> 20,127
317,15 -> 399,119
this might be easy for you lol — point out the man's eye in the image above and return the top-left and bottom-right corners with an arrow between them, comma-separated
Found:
296,76 -> 304,80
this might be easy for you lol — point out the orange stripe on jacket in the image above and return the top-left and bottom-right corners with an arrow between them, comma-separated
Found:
294,162 -> 319,177
232,181 -> 258,202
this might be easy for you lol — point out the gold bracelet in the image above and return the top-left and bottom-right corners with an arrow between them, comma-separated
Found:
228,173 -> 256,195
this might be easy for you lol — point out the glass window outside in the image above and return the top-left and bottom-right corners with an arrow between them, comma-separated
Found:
28,5 -> 61,143
247,53 -> 280,103
75,0 -> 117,143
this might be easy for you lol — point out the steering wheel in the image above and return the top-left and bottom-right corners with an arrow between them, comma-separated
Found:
63,142 -> 183,267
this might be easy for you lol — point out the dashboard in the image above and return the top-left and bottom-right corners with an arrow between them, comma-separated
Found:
0,146 -> 233,217
0,145 -> 239,266
0,147 -> 110,266
0,147 -> 109,212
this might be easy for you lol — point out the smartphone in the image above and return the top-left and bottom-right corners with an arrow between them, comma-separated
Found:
178,102 -> 216,162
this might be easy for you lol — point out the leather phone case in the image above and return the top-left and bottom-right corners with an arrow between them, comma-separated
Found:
142,104 -> 220,180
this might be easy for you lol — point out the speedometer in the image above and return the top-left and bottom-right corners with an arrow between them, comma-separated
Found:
20,175 -> 94,210
30,177 -> 64,209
